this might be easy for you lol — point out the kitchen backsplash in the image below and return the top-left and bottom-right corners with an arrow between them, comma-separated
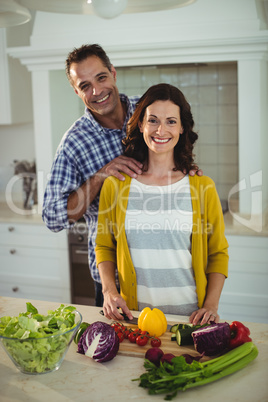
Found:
97,62 -> 238,201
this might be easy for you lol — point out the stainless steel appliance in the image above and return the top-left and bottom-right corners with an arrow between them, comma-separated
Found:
68,220 -> 95,305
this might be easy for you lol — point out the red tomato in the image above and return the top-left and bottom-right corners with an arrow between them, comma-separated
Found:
128,332 -> 138,343
140,330 -> 150,337
136,335 -> 149,346
117,332 -> 125,343
151,337 -> 162,347
123,329 -> 131,339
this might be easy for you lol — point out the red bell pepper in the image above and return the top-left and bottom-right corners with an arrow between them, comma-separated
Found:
229,321 -> 252,349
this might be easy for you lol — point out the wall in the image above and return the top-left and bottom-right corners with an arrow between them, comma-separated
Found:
49,70 -> 82,155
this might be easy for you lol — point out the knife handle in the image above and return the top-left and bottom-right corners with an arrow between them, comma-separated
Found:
99,309 -> 130,321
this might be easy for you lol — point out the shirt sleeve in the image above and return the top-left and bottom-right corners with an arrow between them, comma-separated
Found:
42,149 -> 81,232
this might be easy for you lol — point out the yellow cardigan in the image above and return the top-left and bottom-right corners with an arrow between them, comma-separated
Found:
95,174 -> 229,310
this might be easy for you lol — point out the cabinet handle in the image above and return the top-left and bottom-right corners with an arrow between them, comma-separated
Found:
75,250 -> 88,255
12,287 -> 19,292
8,226 -> 15,232
10,249 -> 16,255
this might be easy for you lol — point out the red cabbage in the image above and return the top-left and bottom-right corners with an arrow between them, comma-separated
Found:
192,322 -> 231,356
77,321 -> 119,362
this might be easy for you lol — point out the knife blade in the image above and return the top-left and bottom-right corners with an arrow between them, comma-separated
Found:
99,309 -> 172,329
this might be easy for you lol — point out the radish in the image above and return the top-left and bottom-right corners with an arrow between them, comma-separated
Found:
145,347 -> 164,366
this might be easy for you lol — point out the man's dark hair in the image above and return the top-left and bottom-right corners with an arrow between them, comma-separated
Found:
65,44 -> 112,86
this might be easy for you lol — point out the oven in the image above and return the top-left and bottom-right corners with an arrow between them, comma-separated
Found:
68,220 -> 95,306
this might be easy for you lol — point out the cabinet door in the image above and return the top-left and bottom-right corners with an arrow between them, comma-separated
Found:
0,280 -> 70,303
0,221 -> 71,303
0,222 -> 67,249
0,245 -> 70,288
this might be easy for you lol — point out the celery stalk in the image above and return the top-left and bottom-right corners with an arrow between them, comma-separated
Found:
183,343 -> 259,391
202,341 -> 255,374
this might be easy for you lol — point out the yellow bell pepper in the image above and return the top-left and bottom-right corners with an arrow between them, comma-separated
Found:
138,307 -> 167,337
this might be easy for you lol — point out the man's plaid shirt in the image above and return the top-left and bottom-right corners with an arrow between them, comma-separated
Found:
42,94 -> 140,283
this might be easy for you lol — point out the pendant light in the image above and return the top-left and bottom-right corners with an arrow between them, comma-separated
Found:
91,0 -> 128,19
0,0 -> 31,27
18,0 -> 197,17
0,0 -> 197,27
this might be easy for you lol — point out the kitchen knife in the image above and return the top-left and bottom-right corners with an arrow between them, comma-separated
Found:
99,309 -> 172,329
99,309 -> 138,324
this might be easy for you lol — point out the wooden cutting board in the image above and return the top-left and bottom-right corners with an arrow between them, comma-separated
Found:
117,322 -> 208,360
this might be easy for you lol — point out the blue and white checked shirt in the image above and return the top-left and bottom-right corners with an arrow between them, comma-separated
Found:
42,94 -> 140,283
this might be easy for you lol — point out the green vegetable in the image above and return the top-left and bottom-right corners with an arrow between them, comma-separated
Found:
175,328 -> 197,346
0,302 -> 79,374
74,322 -> 91,345
170,324 -> 179,333
170,323 -> 192,333
133,342 -> 258,400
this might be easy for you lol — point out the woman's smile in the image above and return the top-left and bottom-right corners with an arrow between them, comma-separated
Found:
152,137 -> 172,144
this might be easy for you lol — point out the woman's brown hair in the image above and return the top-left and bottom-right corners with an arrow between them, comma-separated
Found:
123,83 -> 198,173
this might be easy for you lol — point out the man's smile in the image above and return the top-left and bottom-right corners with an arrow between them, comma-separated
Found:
95,94 -> 110,103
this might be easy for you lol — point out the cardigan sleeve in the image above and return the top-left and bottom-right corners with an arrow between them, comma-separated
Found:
205,178 -> 229,277
95,177 -> 118,266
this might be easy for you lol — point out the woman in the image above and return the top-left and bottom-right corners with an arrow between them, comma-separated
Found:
95,83 -> 228,325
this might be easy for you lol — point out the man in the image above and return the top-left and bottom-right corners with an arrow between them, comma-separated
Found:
42,44 -> 201,306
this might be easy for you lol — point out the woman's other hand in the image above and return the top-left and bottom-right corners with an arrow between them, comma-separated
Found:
189,308 -> 219,326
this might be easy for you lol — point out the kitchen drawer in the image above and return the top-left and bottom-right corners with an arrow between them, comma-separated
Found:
0,222 -> 67,249
0,280 -> 71,303
0,245 -> 70,288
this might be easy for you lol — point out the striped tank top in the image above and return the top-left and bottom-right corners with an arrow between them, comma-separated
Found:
125,175 -> 198,315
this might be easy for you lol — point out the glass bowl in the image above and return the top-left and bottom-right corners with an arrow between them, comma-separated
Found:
0,309 -> 82,375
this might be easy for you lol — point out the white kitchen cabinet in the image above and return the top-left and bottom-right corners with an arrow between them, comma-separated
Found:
0,222 -> 71,303
0,30 -> 32,125
218,235 -> 268,324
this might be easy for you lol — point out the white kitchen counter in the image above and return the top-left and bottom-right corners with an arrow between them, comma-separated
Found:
0,297 -> 267,402
0,202 -> 43,225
